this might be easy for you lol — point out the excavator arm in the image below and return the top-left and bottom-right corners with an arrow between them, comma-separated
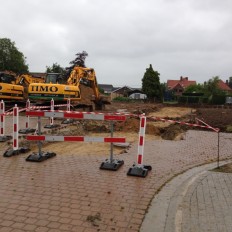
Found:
67,66 -> 100,100
15,74 -> 45,86
67,66 -> 110,109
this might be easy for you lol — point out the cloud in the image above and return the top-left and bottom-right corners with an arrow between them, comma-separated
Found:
1,0 -> 232,86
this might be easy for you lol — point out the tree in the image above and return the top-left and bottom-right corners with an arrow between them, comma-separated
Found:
205,76 -> 224,95
228,76 -> 232,89
142,64 -> 161,101
65,51 -> 88,78
184,84 -> 205,93
46,62 -> 65,74
0,38 -> 28,73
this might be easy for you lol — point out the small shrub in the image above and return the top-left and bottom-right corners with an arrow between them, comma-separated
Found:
226,125 -> 232,133
112,96 -> 132,102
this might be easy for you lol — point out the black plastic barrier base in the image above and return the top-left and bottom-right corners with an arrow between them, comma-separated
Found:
0,135 -> 12,142
61,119 -> 74,124
3,147 -> 30,157
26,152 -> 56,162
127,164 -> 152,178
19,128 -> 36,134
100,159 -> 124,171
44,124 -> 60,129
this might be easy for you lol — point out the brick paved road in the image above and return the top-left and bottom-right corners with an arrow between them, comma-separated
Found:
140,161 -> 232,232
1,116 -> 232,231
181,171 -> 232,232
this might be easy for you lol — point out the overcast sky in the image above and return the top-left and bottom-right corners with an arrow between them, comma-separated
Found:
1,0 -> 232,87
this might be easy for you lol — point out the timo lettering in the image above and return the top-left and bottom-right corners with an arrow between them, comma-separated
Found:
31,86 -> 58,92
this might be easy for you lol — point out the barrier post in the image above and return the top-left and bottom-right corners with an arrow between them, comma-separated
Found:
13,105 -> 19,151
0,100 -> 5,136
50,98 -> 54,126
26,99 -> 30,129
44,99 -> 60,129
19,99 -> 36,134
67,98 -> 71,111
100,121 -> 124,171
3,104 -> 30,157
26,115 -> 56,162
0,100 -> 12,142
61,99 -> 74,124
127,114 -> 152,177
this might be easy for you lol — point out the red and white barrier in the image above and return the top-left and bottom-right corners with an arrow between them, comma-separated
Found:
27,135 -> 125,143
195,118 -> 219,132
127,114 -> 152,177
26,99 -> 30,129
0,100 -> 5,136
26,110 -> 126,121
148,116 -> 220,132
25,108 -> 127,163
137,114 -> 146,166
13,105 -> 19,150
50,98 -> 54,126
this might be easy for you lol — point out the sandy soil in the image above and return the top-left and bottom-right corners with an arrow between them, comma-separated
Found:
22,105 -> 191,156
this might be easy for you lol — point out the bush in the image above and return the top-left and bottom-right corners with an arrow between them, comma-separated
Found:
226,125 -> 232,133
178,96 -> 208,104
210,95 -> 226,105
112,96 -> 132,102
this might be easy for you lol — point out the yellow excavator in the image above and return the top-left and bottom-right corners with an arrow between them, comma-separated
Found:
15,74 -> 45,99
0,71 -> 24,101
0,71 -> 46,103
28,66 -> 110,110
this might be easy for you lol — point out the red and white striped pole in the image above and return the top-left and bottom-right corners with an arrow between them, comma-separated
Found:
13,104 -> 19,151
26,99 -> 30,129
0,100 -> 5,136
50,98 -> 54,125
67,98 -> 71,111
127,114 -> 151,177
137,114 -> 146,166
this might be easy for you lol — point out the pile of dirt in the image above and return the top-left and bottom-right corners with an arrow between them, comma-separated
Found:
79,84 -> 94,105
160,124 -> 186,140
196,108 -> 232,132
104,102 -> 162,114
114,117 -> 160,135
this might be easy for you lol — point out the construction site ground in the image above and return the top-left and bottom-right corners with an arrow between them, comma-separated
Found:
1,102 -> 232,231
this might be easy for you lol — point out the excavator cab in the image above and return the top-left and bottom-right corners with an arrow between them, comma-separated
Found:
45,73 -> 63,84
0,72 -> 16,84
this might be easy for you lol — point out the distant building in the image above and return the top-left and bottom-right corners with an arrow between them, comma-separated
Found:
128,89 -> 147,100
98,84 -> 114,94
217,79 -> 232,93
167,76 -> 196,96
111,86 -> 146,100
111,86 -> 133,99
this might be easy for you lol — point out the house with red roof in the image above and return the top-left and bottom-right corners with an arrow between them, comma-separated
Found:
167,76 -> 196,96
217,80 -> 232,93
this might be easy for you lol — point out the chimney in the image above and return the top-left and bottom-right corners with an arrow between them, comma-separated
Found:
226,80 -> 229,86
180,76 -> 183,81
185,77 -> 188,81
